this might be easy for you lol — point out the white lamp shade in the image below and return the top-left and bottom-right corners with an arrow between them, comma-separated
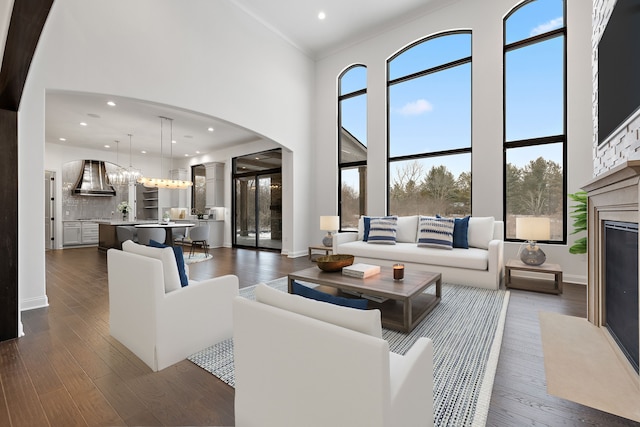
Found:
320,215 -> 340,231
516,217 -> 551,241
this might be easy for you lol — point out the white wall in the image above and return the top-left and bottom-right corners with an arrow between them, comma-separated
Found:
20,0 -> 315,318
314,0 -> 593,283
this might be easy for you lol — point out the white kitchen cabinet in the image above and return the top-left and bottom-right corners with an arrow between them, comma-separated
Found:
63,221 -> 82,246
63,221 -> 99,246
81,222 -> 99,244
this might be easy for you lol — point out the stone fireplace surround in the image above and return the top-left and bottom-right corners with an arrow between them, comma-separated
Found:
583,158 -> 640,387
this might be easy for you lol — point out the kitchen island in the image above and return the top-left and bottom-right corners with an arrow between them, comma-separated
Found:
96,220 -> 155,251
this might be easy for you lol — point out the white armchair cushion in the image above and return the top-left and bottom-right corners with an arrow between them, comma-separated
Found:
122,240 -> 181,293
255,283 -> 382,338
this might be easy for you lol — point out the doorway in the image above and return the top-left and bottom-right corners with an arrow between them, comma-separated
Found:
232,150 -> 282,251
45,171 -> 56,250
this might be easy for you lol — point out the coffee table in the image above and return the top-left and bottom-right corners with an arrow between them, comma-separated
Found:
288,266 -> 441,333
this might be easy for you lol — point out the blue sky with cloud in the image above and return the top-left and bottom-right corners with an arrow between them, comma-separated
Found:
341,0 -> 564,183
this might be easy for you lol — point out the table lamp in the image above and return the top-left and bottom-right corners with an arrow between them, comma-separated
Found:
516,217 -> 550,266
320,215 -> 340,247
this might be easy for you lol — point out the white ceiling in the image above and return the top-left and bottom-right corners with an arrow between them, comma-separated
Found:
45,91 -> 264,160
231,0 -> 447,58
40,0 -> 451,160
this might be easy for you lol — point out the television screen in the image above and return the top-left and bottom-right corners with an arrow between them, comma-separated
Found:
598,0 -> 640,145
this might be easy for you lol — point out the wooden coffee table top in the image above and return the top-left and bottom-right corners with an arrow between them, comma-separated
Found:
288,266 -> 440,301
288,266 -> 442,333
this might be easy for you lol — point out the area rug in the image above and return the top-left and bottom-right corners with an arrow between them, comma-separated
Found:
189,278 -> 509,427
183,253 -> 213,265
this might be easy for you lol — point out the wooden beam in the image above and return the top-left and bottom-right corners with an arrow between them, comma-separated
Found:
0,0 -> 53,110
0,0 -> 53,341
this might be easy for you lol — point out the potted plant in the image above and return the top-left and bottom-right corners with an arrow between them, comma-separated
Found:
568,191 -> 587,254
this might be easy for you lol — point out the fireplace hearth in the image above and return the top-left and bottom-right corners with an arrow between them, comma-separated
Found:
583,158 -> 640,386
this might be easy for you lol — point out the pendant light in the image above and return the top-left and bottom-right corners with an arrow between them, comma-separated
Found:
124,133 -> 142,184
107,140 -> 127,185
137,116 -> 193,189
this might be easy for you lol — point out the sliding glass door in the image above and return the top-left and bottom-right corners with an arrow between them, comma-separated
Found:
233,150 -> 282,251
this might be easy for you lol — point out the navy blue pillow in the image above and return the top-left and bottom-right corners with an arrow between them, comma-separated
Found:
149,240 -> 189,287
291,281 -> 368,310
363,216 -> 371,242
453,216 -> 470,249
436,215 -> 470,249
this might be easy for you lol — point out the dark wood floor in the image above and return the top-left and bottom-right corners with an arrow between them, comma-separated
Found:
0,247 -> 637,426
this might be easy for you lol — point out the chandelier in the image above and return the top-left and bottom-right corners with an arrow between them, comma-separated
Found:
137,116 -> 193,190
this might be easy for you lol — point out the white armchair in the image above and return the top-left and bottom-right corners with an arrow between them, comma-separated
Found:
107,245 -> 238,371
233,284 -> 434,427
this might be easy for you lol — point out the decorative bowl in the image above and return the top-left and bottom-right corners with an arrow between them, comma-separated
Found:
316,254 -> 355,272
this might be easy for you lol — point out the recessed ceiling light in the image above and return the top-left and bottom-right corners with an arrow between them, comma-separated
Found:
318,11 -> 326,20
195,151 -> 200,154
80,122 -> 87,126
208,127 -> 214,132
172,140 -> 177,144
141,150 -> 147,154
104,145 -> 110,148
59,137 -> 66,141
107,101 -> 116,106
184,154 -> 189,157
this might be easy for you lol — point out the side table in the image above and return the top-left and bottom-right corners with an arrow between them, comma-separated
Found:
308,245 -> 333,261
505,259 -> 563,294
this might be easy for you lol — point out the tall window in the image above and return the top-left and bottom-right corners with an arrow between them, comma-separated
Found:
339,65 -> 367,231
387,32 -> 472,217
504,0 -> 566,242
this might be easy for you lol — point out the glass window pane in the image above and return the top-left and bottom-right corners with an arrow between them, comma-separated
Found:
389,154 -> 471,217
340,167 -> 365,230
505,143 -> 563,241
505,0 -> 564,45
340,93 -> 367,151
340,66 -> 367,95
389,63 -> 470,158
505,37 -> 564,142
389,33 -> 471,81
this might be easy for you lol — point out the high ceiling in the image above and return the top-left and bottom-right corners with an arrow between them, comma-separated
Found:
231,0 -> 447,58
18,0 -> 452,160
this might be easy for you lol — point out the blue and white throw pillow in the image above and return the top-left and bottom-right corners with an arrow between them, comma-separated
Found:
418,216 -> 455,249
367,216 -> 398,244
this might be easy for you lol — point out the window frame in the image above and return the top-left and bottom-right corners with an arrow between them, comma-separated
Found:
338,64 -> 368,232
502,0 -> 567,245
386,30 -> 473,216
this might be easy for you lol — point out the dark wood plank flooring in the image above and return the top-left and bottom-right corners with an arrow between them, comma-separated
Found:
0,247 -> 637,426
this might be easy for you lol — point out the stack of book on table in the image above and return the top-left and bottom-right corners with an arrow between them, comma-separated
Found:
342,263 -> 381,279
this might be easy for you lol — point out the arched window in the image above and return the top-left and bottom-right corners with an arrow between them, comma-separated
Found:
504,0 -> 566,242
338,65 -> 367,231
387,31 -> 472,217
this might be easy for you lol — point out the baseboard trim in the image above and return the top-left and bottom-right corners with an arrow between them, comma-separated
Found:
21,295 -> 49,311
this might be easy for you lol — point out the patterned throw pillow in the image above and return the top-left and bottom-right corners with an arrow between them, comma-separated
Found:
367,216 -> 398,244
418,216 -> 455,249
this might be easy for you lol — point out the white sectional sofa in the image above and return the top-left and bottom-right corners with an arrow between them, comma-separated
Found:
333,216 -> 504,290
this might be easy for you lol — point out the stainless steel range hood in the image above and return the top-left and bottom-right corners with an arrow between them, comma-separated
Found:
73,160 -> 116,196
